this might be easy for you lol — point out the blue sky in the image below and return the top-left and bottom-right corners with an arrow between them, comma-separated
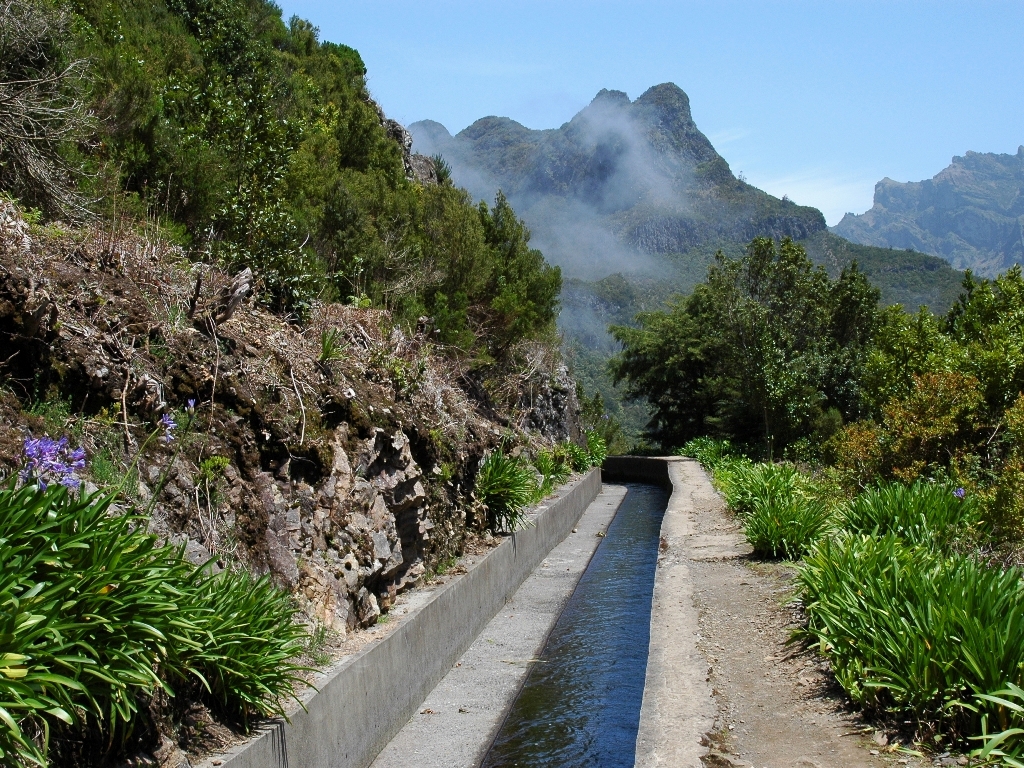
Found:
276,1 -> 1023,225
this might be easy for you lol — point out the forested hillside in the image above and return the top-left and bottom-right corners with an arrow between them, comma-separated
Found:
10,0 -> 560,354
627,234 -> 1024,764
0,2 -> 596,765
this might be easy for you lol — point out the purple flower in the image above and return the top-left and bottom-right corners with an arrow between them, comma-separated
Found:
19,435 -> 86,491
954,487 -> 966,499
159,413 -> 177,443
186,399 -> 196,413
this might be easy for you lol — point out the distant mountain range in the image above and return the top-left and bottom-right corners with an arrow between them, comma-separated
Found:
410,84 -> 963,310
832,147 -> 1024,276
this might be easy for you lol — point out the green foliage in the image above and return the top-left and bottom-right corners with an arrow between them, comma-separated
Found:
798,533 -> 1024,728
945,267 -> 1024,414
677,436 -> 739,470
475,193 -> 562,356
612,237 -> 880,453
27,396 -> 74,440
530,434 -> 604,501
719,462 -> 814,520
41,0 -> 561,348
799,231 -> 964,314
318,328 -> 346,365
970,683 -> 1024,766
708,458 -> 832,558
431,154 -> 452,185
475,451 -> 536,531
532,448 -> 571,499
180,569 -> 308,724
743,492 -> 832,559
563,441 -> 591,473
585,430 -> 607,467
841,481 -> 984,549
197,455 -> 230,484
576,385 -> 627,455
0,481 -> 306,765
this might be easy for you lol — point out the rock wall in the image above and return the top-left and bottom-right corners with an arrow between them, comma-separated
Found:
0,200 -> 579,634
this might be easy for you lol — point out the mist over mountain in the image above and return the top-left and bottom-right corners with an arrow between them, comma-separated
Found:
411,84 -> 825,281
832,147 -> 1024,276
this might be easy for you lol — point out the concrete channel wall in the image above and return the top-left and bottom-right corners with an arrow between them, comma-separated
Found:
204,468 -> 602,768
601,455 -> 672,489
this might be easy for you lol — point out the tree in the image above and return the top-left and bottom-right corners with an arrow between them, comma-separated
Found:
477,192 -> 561,355
611,237 -> 879,453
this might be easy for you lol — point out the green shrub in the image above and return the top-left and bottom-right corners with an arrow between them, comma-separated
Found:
677,437 -> 737,471
564,441 -> 591,473
180,569 -> 307,724
532,448 -> 571,499
743,493 -> 833,559
798,533 -> 1024,726
970,683 -> 1024,766
720,461 -> 811,519
841,480 -> 984,549
0,485 -> 191,736
0,481 -> 307,764
475,451 -> 536,531
585,430 -> 608,467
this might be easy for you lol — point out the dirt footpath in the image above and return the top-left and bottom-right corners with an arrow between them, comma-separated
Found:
661,460 -> 932,768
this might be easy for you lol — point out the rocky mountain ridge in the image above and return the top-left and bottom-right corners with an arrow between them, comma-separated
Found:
832,147 -> 1024,276
411,84 -> 968,442
411,83 -> 826,280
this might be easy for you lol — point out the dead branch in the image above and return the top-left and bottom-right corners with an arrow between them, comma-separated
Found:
0,0 -> 94,218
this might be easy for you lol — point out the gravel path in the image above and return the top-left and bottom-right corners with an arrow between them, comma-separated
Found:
680,460 -> 932,768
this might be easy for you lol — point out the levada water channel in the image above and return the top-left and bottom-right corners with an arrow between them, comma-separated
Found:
481,483 -> 669,767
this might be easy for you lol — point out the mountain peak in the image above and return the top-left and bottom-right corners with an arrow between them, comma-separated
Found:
590,88 -> 631,108
408,119 -> 452,146
634,83 -> 692,115
409,83 -> 825,278
832,148 -> 1024,275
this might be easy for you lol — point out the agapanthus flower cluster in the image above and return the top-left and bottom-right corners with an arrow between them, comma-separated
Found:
159,413 -> 177,444
20,435 -> 86,491
954,487 -> 967,499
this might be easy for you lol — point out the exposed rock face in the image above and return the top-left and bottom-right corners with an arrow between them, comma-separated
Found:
368,94 -> 420,182
409,153 -> 439,185
519,366 -> 581,443
0,205 -> 581,636
409,83 -> 825,281
258,426 -> 430,631
832,146 -> 1024,276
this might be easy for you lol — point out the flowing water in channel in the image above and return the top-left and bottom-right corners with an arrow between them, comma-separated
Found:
481,483 -> 669,767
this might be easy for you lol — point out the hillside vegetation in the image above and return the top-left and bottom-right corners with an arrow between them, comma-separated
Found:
619,232 -> 1024,763
10,0 -> 560,354
0,1 -> 594,765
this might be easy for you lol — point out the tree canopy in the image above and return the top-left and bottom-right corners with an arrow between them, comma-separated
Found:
611,237 -> 880,454
1,0 -> 560,357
